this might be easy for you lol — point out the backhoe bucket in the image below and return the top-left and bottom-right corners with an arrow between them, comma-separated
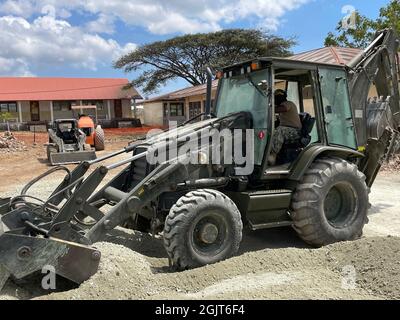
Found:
49,150 -> 97,166
0,214 -> 100,291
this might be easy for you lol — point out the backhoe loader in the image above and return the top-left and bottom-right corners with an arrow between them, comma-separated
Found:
0,29 -> 399,289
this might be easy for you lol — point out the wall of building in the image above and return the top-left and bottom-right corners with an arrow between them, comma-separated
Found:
107,100 -> 115,119
39,101 -> 52,121
186,94 -> 204,116
122,99 -> 133,118
20,101 -> 31,122
79,99 -> 131,120
15,99 -> 134,123
53,107 -> 74,120
78,100 -> 117,120
144,102 -> 164,126
185,91 -> 217,119
143,90 -> 218,126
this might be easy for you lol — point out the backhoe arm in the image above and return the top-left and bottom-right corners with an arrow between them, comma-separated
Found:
347,29 -> 400,186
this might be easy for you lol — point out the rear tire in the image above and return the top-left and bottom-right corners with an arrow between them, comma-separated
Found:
164,189 -> 243,270
291,157 -> 369,247
94,126 -> 105,151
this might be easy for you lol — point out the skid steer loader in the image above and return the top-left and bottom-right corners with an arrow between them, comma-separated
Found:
1,29 -> 399,290
46,116 -> 105,165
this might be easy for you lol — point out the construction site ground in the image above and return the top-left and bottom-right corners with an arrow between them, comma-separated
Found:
1,130 -> 400,300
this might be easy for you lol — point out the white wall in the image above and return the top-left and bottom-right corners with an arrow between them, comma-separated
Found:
122,99 -> 132,118
144,102 -> 164,126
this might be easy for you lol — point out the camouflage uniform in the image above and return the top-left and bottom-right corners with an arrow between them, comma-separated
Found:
271,126 -> 302,155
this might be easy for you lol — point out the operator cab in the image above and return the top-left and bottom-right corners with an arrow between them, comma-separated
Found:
53,119 -> 79,145
216,58 -> 357,179
273,68 -> 318,166
215,60 -> 319,176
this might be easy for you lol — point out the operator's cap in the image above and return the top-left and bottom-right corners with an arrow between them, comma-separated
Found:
274,89 -> 287,98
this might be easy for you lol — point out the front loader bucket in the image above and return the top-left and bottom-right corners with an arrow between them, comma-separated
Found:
0,216 -> 101,291
49,151 -> 97,166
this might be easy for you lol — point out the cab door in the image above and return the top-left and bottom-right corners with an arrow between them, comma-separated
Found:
318,68 -> 357,149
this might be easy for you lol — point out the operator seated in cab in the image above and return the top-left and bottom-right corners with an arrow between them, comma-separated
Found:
268,89 -> 302,165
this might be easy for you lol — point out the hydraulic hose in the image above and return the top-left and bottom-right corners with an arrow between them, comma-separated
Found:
21,166 -> 72,196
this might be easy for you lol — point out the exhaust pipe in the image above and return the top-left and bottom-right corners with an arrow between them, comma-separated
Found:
348,32 -> 385,69
205,67 -> 213,117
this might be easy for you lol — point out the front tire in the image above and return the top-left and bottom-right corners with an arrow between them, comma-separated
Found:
164,189 -> 243,270
291,157 -> 369,247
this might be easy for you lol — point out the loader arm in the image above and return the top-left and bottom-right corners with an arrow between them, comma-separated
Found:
347,29 -> 400,186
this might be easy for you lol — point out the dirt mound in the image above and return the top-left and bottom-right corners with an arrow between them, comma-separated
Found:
0,131 -> 27,153
327,236 -> 400,299
39,242 -> 156,300
31,236 -> 400,300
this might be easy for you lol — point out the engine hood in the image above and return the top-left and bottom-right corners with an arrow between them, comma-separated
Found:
142,118 -> 221,147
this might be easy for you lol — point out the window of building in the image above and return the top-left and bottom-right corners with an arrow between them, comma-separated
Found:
53,101 -> 73,111
0,102 -> 17,113
189,101 -> 202,119
82,100 -> 104,111
169,103 -> 185,117
170,104 -> 178,116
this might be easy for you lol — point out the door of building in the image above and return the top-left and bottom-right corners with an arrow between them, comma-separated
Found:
114,99 -> 123,118
30,101 -> 40,121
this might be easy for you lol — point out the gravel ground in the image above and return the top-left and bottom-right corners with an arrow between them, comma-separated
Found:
2,236 -> 398,300
1,137 -> 400,300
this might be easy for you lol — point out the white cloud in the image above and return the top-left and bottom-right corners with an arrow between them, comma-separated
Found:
0,0 -> 311,76
86,13 -> 115,34
0,0 -> 35,18
0,14 -> 136,76
0,0 -> 312,34
0,57 -> 34,76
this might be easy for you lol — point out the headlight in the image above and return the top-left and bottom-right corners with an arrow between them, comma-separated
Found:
198,151 -> 209,165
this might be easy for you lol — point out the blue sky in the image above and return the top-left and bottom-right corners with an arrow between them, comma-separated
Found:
0,0 -> 392,97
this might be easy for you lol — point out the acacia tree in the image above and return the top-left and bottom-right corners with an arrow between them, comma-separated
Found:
325,0 -> 400,48
114,29 -> 296,94
324,11 -> 375,48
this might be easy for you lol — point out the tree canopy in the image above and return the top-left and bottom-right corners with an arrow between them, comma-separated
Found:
114,29 -> 296,94
325,0 -> 400,48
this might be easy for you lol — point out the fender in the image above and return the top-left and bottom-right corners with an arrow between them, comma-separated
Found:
288,144 -> 364,181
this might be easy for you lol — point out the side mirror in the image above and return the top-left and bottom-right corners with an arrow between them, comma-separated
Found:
257,80 -> 269,92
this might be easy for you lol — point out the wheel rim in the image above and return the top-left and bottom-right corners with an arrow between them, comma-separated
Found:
189,211 -> 228,257
324,182 -> 358,228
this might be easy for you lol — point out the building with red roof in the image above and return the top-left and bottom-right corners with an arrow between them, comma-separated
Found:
0,77 -> 142,129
